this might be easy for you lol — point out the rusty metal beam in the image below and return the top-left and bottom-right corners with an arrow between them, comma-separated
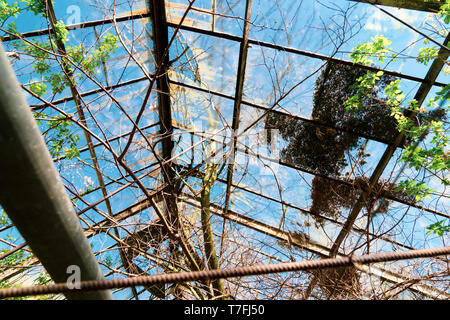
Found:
5,11 -> 445,87
180,196 -> 450,299
176,162 -> 446,260
149,0 -> 174,173
166,22 -> 447,87
223,0 -> 253,216
169,80 -> 400,147
350,0 -> 445,12
0,187 -> 166,284
180,130 -> 450,220
30,76 -> 151,111
1,12 -> 151,42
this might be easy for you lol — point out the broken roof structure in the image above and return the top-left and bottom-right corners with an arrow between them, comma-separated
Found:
0,0 -> 448,300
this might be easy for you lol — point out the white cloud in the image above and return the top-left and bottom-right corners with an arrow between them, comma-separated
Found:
390,10 -> 420,30
364,8 -> 420,33
365,10 -> 385,32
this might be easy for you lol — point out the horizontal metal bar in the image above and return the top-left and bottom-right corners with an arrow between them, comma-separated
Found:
30,76 -> 151,111
1,245 -> 449,299
181,196 -> 450,299
350,0 -> 446,12
1,12 -> 151,42
167,22 -> 447,87
179,129 -> 450,220
169,80 -> 401,147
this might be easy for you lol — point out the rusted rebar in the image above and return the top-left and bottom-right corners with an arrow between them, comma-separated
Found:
0,246 -> 448,299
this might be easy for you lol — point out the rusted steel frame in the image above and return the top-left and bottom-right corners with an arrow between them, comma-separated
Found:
90,242 -> 190,299
111,164 -> 206,274
180,197 -> 450,299
134,4 -> 223,293
68,127 -> 228,221
302,29 -> 449,304
0,224 -> 12,233
0,183 -> 164,283
2,9 -> 444,85
74,177 -> 442,292
1,12 -> 152,42
328,32 -> 450,259
167,22 -> 447,88
118,0 -> 195,161
85,195 -> 164,239
0,243 -> 27,261
2,245 -> 449,299
24,80 -> 192,215
5,92 -> 216,288
177,162 -> 429,255
0,43 -> 112,299
65,125 -> 221,212
53,122 -> 160,162
169,80 -> 400,147
30,76 -> 150,111
350,0 -> 446,12
147,3 -> 198,288
148,0 -> 174,180
213,179 -> 420,253
44,1 -> 114,223
118,230 -> 287,297
0,258 -> 40,285
121,231 -> 208,299
72,161 -> 160,220
179,129 -> 450,220
0,187 -> 166,284
221,0 -> 253,261
1,3 -> 445,86
66,182 -> 204,300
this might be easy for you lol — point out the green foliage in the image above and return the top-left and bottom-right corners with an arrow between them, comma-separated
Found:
0,2 -> 118,162
344,70 -> 385,111
0,208 -> 10,226
16,39 -> 52,74
104,255 -> 113,267
437,0 -> 450,24
22,0 -> 51,17
47,115 -> 80,159
394,180 -> 433,202
384,79 -> 406,107
417,46 -> 439,65
95,32 -> 118,61
345,36 -> 395,113
426,220 -> 450,236
29,81 -> 47,96
66,32 -> 118,76
53,19 -> 68,44
344,3 -> 450,235
45,71 -> 71,94
0,1 -> 20,24
34,273 -> 51,285
349,35 -> 393,65
0,248 -> 25,267
432,84 -> 450,112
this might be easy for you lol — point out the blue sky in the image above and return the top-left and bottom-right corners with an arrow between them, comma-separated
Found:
0,0 -> 448,299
